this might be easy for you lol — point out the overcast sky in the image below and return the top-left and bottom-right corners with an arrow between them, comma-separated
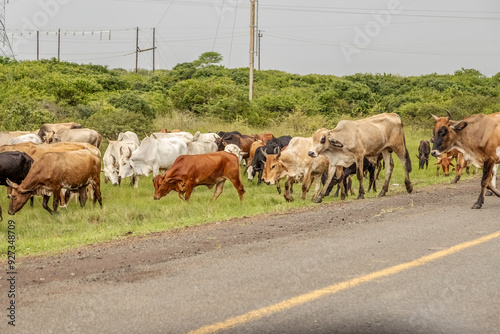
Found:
5,0 -> 500,77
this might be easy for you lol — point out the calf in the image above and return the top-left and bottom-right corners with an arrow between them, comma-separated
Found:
417,140 -> 430,169
248,143 -> 281,183
153,151 -> 245,202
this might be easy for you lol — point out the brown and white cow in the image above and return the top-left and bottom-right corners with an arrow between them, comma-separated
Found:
431,113 -> 500,209
308,113 -> 413,201
7,149 -> 102,215
261,136 -> 335,202
153,151 -> 245,202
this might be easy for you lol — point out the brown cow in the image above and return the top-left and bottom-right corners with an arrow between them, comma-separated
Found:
153,151 -> 245,202
431,113 -> 500,209
7,150 -> 102,215
435,151 -> 455,177
261,137 -> 334,202
308,113 -> 413,201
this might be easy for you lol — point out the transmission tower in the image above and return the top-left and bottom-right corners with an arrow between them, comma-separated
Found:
0,0 -> 15,60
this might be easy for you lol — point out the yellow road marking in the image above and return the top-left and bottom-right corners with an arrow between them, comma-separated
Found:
188,230 -> 500,334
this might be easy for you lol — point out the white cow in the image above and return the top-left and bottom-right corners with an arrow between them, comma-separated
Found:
151,131 -> 194,142
117,131 -> 140,146
52,128 -> 102,148
118,137 -> 188,178
224,144 -> 245,163
186,140 -> 218,155
193,131 -> 220,142
7,134 -> 42,145
103,140 -> 139,187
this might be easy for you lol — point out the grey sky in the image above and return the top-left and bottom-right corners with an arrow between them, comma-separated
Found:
5,0 -> 500,76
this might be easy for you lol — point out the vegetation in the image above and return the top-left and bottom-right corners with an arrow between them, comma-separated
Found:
0,56 -> 499,137
0,53 -> 497,257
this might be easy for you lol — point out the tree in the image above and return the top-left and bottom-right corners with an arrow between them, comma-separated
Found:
193,52 -> 223,68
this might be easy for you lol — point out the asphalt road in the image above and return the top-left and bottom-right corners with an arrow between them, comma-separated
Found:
2,178 -> 500,333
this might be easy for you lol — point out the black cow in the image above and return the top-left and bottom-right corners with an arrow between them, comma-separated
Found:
0,151 -> 34,220
417,140 -> 431,169
266,135 -> 292,149
248,143 -> 281,184
323,157 -> 378,198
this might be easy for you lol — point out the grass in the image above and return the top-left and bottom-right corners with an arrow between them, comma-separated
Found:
0,126 -> 479,258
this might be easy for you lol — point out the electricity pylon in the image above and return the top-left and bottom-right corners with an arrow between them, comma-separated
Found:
0,0 -> 15,60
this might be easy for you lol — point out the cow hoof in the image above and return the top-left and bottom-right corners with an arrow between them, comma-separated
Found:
471,203 -> 482,209
285,197 -> 294,202
486,190 -> 493,197
357,195 -> 364,200
313,197 -> 322,204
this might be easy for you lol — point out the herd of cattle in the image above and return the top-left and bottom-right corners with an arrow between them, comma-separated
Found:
1,111 -> 499,221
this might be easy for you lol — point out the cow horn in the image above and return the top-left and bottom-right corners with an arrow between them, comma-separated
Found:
111,155 -> 117,166
261,150 -> 268,158
151,133 -> 157,139
6,179 -> 19,189
430,113 -> 440,121
445,109 -> 452,118
127,147 -> 132,158
276,150 -> 281,159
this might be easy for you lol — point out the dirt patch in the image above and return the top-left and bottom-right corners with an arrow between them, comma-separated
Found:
12,178 -> 483,286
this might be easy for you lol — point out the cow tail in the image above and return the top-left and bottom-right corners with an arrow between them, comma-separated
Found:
403,135 -> 412,173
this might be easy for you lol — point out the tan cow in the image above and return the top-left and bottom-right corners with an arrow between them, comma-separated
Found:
431,113 -> 500,209
52,128 -> 102,148
7,149 -> 102,215
308,113 -> 413,201
37,122 -> 82,143
261,136 -> 334,202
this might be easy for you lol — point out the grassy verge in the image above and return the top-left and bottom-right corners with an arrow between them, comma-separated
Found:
0,126 -> 479,258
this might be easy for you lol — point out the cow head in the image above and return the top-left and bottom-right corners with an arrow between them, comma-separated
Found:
104,154 -> 121,186
308,128 -> 343,158
430,114 -> 467,158
118,147 -> 135,179
435,154 -> 454,176
261,152 -> 286,185
6,179 -> 33,215
153,175 -> 184,200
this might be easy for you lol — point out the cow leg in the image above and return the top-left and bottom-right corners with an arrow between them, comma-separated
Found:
473,160 -> 496,209
52,189 -> 61,214
312,175 -> 322,202
301,169 -> 314,201
284,177 -> 294,202
92,182 -> 103,208
314,165 -> 338,203
212,181 -> 226,201
486,164 -> 498,196
78,187 -> 88,207
379,150 -> 394,197
30,195 -> 34,207
228,174 -> 245,201
356,158 -> 365,200
452,155 -> 463,184
393,145 -> 413,194
276,179 -> 282,194
131,175 -> 139,188
41,195 -> 53,214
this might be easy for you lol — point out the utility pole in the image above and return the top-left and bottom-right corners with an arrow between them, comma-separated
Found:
257,30 -> 262,70
135,27 -> 157,73
249,0 -> 256,100
57,28 -> 60,60
152,27 -> 155,73
135,27 -> 139,73
0,0 -> 15,60
36,30 -> 39,60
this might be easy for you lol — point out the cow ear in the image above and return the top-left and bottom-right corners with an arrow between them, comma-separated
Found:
451,122 -> 467,131
329,138 -> 343,148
